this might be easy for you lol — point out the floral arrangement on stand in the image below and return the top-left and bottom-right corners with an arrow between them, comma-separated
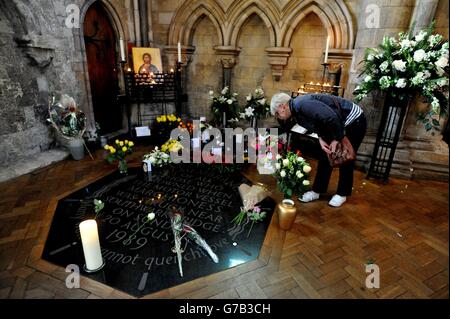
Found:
142,146 -> 172,168
153,114 -> 182,142
273,151 -> 312,199
239,87 -> 270,127
104,139 -> 134,174
353,22 -> 449,132
209,86 -> 239,127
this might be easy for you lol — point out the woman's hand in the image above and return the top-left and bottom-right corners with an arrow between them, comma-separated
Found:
319,137 -> 332,155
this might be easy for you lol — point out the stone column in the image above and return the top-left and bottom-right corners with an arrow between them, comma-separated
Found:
213,46 -> 240,89
410,0 -> 439,33
265,47 -> 292,81
139,0 -> 149,47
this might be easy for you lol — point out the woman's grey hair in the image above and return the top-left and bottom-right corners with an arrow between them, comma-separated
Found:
270,93 -> 291,115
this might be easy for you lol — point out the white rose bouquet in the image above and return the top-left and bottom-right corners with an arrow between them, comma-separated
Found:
273,151 -> 312,199
354,22 -> 449,132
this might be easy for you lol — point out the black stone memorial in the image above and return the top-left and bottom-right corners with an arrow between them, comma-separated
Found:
42,164 -> 275,297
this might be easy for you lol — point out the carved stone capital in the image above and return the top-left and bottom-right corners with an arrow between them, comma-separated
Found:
214,46 -> 240,69
15,34 -> 55,69
265,47 -> 292,81
164,45 -> 196,67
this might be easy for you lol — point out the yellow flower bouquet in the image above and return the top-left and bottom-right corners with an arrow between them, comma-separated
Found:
104,139 -> 134,174
153,114 -> 182,142
161,139 -> 183,153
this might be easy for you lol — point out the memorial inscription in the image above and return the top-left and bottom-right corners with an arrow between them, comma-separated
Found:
42,164 -> 275,297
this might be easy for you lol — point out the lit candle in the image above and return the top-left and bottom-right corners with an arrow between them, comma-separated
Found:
120,39 -> 126,62
177,42 -> 182,63
170,68 -> 174,73
79,220 -> 103,271
127,68 -> 132,72
324,35 -> 330,63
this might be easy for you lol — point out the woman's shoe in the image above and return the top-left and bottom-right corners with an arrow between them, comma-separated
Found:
328,195 -> 347,207
299,191 -> 320,202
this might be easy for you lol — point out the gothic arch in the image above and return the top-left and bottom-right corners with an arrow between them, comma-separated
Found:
168,0 -> 225,45
280,0 -> 355,49
227,2 -> 278,47
80,0 -> 126,40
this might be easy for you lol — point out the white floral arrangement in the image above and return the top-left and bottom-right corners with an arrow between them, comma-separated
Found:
273,151 -> 312,199
239,87 -> 270,121
209,86 -> 239,126
353,22 -> 449,132
142,146 -> 171,167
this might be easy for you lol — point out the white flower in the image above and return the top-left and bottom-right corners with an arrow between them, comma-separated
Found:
232,92 -> 238,97
221,87 -> 229,95
431,97 -> 440,113
280,170 -> 286,178
148,213 -> 156,220
227,99 -> 233,105
423,70 -> 431,79
364,75 -> 372,82
437,78 -> 449,87
400,39 -> 412,49
303,165 -> 312,173
208,90 -> 214,96
411,72 -> 425,85
395,78 -> 407,88
276,154 -> 282,160
297,156 -> 304,162
275,163 -> 281,170
415,31 -> 427,42
244,107 -> 254,117
393,60 -> 407,72
258,98 -> 266,105
296,171 -> 304,179
413,49 -> 427,63
436,67 -> 445,76
282,159 -> 289,167
149,157 -> 156,163
367,54 -> 375,61
379,61 -> 389,72
436,56 -> 448,68
379,76 -> 391,89
302,180 -> 310,186
246,94 -> 252,101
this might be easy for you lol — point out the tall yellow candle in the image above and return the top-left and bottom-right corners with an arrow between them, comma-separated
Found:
79,219 -> 104,271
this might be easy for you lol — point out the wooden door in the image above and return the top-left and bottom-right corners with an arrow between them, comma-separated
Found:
84,1 -> 121,134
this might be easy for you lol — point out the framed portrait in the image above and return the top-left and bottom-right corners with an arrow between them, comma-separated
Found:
132,47 -> 163,74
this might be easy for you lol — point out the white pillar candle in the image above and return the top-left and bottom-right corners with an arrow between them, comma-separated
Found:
324,35 -> 330,63
177,42 -> 182,63
120,38 -> 126,62
79,219 -> 103,271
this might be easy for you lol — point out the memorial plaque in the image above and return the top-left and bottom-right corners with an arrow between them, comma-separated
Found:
42,164 -> 275,297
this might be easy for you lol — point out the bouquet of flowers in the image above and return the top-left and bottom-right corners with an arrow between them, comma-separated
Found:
153,114 -> 182,141
239,87 -> 270,121
255,132 -> 284,174
209,86 -> 239,127
161,139 -> 183,153
353,22 -> 449,132
273,151 -> 311,199
104,139 -> 134,173
47,94 -> 87,140
143,146 -> 171,167
232,205 -> 267,238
